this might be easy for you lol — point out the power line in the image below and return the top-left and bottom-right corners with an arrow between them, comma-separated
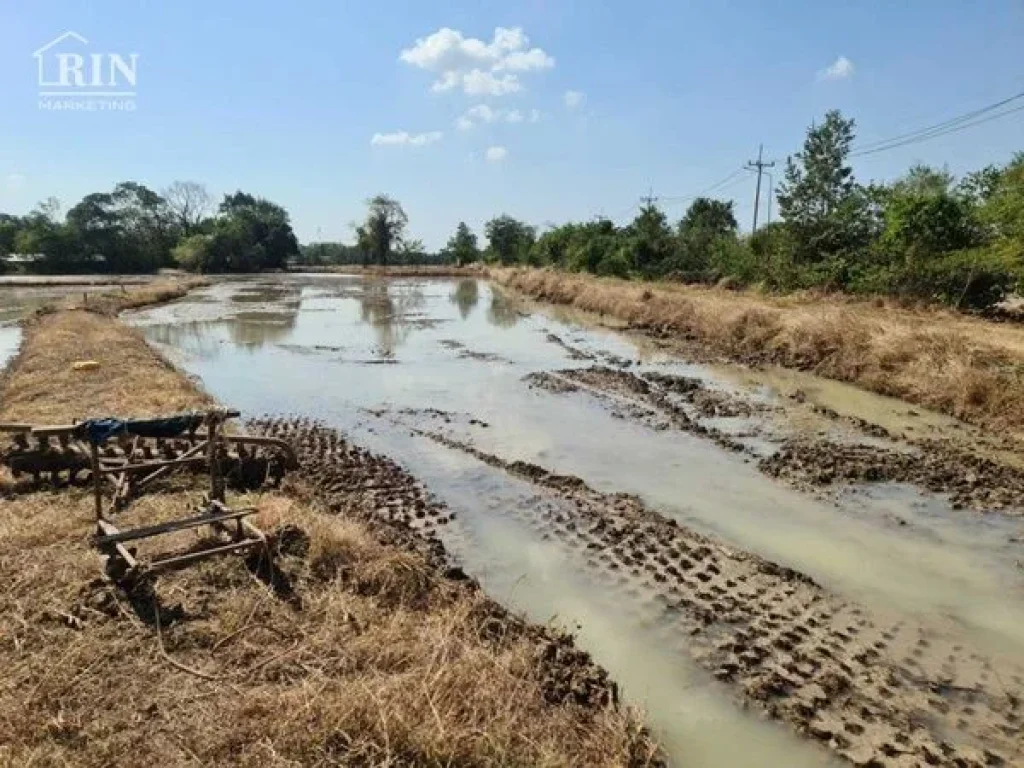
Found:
851,88 -> 1024,156
852,101 -> 1024,157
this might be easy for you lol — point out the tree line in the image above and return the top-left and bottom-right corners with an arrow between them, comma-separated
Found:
340,110 -> 1022,310
0,181 -> 300,274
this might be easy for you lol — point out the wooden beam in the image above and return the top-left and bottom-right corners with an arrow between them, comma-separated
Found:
94,507 -> 256,546
131,440 -> 209,494
98,455 -> 208,476
148,538 -> 262,572
96,517 -> 139,571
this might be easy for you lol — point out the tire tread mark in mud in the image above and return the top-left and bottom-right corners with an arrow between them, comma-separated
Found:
418,428 -> 1024,768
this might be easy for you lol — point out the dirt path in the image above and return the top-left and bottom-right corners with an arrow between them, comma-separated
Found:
408,426 -> 1024,767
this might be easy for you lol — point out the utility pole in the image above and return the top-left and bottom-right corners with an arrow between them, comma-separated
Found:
640,186 -> 658,208
744,145 -> 775,231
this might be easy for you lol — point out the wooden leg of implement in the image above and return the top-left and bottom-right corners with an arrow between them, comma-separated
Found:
91,442 -> 102,522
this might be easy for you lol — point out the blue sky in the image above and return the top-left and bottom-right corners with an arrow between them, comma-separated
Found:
1,1 -> 1022,249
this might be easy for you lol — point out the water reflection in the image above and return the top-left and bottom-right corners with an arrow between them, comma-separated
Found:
356,279 -> 425,358
487,286 -> 521,328
450,279 -> 480,320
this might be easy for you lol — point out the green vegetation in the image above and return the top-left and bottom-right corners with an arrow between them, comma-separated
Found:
465,111 -> 1022,310
4,111 -> 1020,306
0,182 -> 299,274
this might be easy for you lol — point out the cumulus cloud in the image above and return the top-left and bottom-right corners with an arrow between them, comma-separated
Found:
456,104 -> 533,130
400,26 -> 554,96
485,146 -> 508,162
817,56 -> 854,81
370,130 -> 443,147
564,89 -> 584,109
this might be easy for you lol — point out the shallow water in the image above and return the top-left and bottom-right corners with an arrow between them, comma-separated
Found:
127,274 -> 1024,765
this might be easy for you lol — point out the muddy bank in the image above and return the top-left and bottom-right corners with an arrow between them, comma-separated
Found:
416,428 -> 1024,767
250,417 -> 643,714
527,365 -> 1024,517
494,268 -> 1024,435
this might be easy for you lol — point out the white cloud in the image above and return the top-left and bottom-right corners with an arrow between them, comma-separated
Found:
485,146 -> 508,162
456,104 -> 535,130
4,173 -> 26,192
370,130 -> 443,147
462,70 -> 520,96
564,89 -> 585,109
400,26 -> 554,96
817,56 -> 854,81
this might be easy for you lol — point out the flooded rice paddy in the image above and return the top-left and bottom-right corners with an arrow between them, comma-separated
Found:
124,275 -> 1024,766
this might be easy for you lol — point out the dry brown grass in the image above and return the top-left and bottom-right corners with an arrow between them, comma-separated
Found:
69,278 -> 210,316
0,309 -> 213,425
495,268 -> 1024,433
0,490 -> 655,767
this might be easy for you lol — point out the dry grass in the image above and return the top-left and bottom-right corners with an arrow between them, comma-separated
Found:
495,268 -> 1024,433
69,278 -> 210,316
0,309 -> 213,425
0,490 -> 654,767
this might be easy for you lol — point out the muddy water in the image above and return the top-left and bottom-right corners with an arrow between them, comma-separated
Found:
127,275 -> 1024,766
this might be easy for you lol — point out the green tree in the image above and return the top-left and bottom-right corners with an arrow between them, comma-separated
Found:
622,204 -> 673,275
880,166 -> 981,262
66,182 -> 175,272
445,222 -> 480,266
215,191 -> 300,271
678,197 -> 738,238
484,215 -> 535,264
669,198 -> 741,280
776,110 -> 873,260
0,214 -> 20,257
355,195 -> 408,266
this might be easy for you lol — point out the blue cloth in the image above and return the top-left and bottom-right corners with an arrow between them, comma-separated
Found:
75,414 -> 205,445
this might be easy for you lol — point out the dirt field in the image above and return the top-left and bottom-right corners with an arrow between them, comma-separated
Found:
0,302 -> 659,766
494,268 -> 1024,435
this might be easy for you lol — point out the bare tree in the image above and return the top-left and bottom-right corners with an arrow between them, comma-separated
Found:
163,180 -> 213,236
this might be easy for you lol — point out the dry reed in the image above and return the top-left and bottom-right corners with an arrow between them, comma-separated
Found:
495,268 -> 1024,433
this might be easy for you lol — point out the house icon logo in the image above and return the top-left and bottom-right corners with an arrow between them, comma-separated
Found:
33,31 -> 139,112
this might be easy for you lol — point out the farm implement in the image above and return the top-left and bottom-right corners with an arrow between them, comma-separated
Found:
1,410 -> 298,580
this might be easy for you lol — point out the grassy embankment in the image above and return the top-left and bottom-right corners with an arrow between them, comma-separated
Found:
0,287 -> 656,766
494,268 -> 1024,434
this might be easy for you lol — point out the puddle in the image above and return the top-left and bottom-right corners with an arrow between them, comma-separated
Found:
127,274 -> 1024,765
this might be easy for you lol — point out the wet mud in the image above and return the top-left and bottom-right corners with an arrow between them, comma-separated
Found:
416,428 -> 1024,767
248,417 -> 634,715
528,365 -> 1024,516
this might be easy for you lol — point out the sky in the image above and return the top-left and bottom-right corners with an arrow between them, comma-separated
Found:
0,1 -> 1022,250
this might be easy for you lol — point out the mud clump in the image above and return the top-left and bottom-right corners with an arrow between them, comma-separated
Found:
422,429 -> 1024,767
528,365 -> 1024,517
761,439 -> 1024,514
524,366 -> 750,453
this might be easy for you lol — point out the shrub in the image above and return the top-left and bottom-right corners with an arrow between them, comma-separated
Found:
595,250 -> 631,278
